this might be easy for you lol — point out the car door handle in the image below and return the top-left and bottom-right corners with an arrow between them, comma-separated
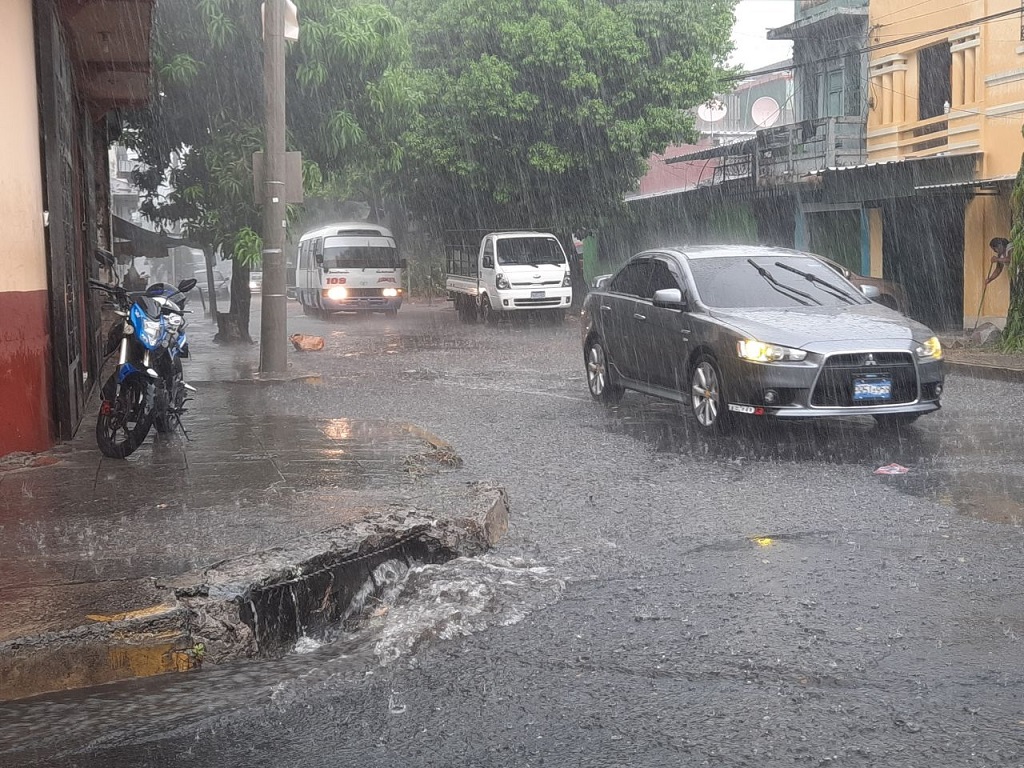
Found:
633,313 -> 646,321
600,305 -> 612,312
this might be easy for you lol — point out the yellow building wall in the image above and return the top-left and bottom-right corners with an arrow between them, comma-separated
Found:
0,0 -> 47,295
867,0 -> 1024,328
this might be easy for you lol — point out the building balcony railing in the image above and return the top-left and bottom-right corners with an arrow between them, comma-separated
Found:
868,111 -> 982,162
755,116 -> 867,182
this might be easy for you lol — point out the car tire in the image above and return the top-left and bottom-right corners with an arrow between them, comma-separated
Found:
480,294 -> 497,325
689,355 -> 730,432
873,413 -> 920,429
456,295 -> 476,323
585,338 -> 624,404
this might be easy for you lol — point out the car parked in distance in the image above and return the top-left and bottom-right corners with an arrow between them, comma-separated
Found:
581,245 -> 944,431
816,255 -> 909,314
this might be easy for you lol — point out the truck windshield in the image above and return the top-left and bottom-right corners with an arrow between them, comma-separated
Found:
322,239 -> 399,270
496,237 -> 565,266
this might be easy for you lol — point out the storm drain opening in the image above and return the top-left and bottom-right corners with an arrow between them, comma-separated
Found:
239,535 -> 451,657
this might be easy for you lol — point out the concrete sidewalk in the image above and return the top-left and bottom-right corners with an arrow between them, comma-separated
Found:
0,308 -> 507,701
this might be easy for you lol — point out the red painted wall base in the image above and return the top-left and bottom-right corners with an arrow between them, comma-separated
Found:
0,289 -> 53,455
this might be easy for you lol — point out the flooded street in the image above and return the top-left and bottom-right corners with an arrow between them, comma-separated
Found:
4,303 -> 1024,766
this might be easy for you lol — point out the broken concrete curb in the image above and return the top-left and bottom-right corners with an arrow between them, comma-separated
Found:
945,360 -> 1024,383
0,482 -> 508,702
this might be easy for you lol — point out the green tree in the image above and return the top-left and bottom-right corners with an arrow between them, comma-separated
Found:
1001,123 -> 1024,350
124,0 -> 417,341
390,0 -> 737,235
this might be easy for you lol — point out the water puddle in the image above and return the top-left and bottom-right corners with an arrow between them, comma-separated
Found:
893,470 -> 1024,526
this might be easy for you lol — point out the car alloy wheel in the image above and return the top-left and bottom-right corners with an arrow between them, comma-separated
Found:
586,339 -> 623,404
691,358 -> 724,429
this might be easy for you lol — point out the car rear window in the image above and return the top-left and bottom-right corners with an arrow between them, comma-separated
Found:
688,255 -> 866,309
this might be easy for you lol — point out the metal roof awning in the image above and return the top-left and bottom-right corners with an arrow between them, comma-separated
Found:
914,174 -> 1016,192
664,138 -> 756,164
801,152 -> 982,203
112,216 -> 199,260
768,6 -> 867,40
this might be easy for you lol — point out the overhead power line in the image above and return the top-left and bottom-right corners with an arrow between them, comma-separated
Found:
721,6 -> 1022,83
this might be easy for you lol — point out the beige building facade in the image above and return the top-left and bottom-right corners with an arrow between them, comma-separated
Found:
865,0 -> 1023,327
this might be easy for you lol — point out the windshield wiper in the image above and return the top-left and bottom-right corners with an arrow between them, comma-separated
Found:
746,259 -> 819,306
773,261 -> 857,305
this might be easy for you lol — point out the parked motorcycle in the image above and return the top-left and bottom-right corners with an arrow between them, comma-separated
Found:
89,277 -> 198,459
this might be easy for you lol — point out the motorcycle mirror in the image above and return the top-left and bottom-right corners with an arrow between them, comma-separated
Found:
177,278 -> 198,293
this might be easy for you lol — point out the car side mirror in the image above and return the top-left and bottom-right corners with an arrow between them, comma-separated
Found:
315,253 -> 324,267
593,275 -> 611,290
860,285 -> 881,300
652,288 -> 687,310
400,258 -> 408,270
177,278 -> 197,293
482,255 -> 494,269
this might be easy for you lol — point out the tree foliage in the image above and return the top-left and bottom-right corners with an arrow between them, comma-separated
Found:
123,0 -> 417,336
390,0 -> 737,234
1001,123 -> 1024,350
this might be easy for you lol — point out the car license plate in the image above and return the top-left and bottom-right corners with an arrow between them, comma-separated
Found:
531,290 -> 545,299
853,376 -> 892,401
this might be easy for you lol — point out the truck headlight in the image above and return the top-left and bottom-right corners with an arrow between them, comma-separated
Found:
495,274 -> 510,290
915,336 -> 943,360
737,338 -> 807,363
382,288 -> 399,298
326,286 -> 348,300
562,272 -> 571,287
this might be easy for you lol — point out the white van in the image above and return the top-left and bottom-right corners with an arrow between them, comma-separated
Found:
294,222 -> 405,316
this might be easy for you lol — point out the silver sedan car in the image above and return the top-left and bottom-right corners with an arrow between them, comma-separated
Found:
581,245 -> 945,431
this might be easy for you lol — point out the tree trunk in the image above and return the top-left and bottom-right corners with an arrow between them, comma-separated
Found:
202,246 -> 218,321
214,258 -> 253,345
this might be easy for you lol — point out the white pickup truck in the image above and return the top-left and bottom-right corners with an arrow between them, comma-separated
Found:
445,231 -> 573,323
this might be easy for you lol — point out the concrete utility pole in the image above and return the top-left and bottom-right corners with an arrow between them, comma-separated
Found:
260,0 -> 288,373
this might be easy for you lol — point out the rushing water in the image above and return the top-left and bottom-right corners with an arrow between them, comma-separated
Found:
0,554 -> 564,764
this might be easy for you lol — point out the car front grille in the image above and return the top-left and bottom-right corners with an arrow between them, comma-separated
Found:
811,351 -> 917,407
510,280 -> 562,288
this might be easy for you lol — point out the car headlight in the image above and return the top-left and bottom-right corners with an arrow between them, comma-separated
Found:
737,338 -> 807,363
495,274 -> 510,290
326,286 -> 348,300
562,272 -> 571,287
382,288 -> 399,298
915,336 -> 943,360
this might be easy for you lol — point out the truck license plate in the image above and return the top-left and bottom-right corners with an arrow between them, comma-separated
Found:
853,376 -> 891,401
531,290 -> 545,299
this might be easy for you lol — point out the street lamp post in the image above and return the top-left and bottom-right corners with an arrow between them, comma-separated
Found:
260,0 -> 288,374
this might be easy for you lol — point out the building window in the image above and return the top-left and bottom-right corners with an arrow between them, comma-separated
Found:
917,42 -> 951,120
817,69 -> 844,118
845,55 -> 861,116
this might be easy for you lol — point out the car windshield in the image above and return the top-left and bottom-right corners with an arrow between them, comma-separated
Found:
688,255 -> 867,309
322,242 -> 399,270
496,237 -> 566,266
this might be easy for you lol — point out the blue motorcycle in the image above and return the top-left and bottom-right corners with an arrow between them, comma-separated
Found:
89,277 -> 198,458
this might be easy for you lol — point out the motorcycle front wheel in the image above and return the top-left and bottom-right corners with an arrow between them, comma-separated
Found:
96,374 -> 153,459
153,357 -> 183,434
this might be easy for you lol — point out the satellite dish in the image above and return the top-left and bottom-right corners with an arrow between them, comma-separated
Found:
751,96 -> 781,128
697,100 -> 727,123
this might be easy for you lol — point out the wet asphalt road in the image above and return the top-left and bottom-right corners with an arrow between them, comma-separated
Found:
7,302 -> 1024,767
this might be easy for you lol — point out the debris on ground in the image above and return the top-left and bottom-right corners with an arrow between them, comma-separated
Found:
874,463 -> 910,475
290,333 -> 325,351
